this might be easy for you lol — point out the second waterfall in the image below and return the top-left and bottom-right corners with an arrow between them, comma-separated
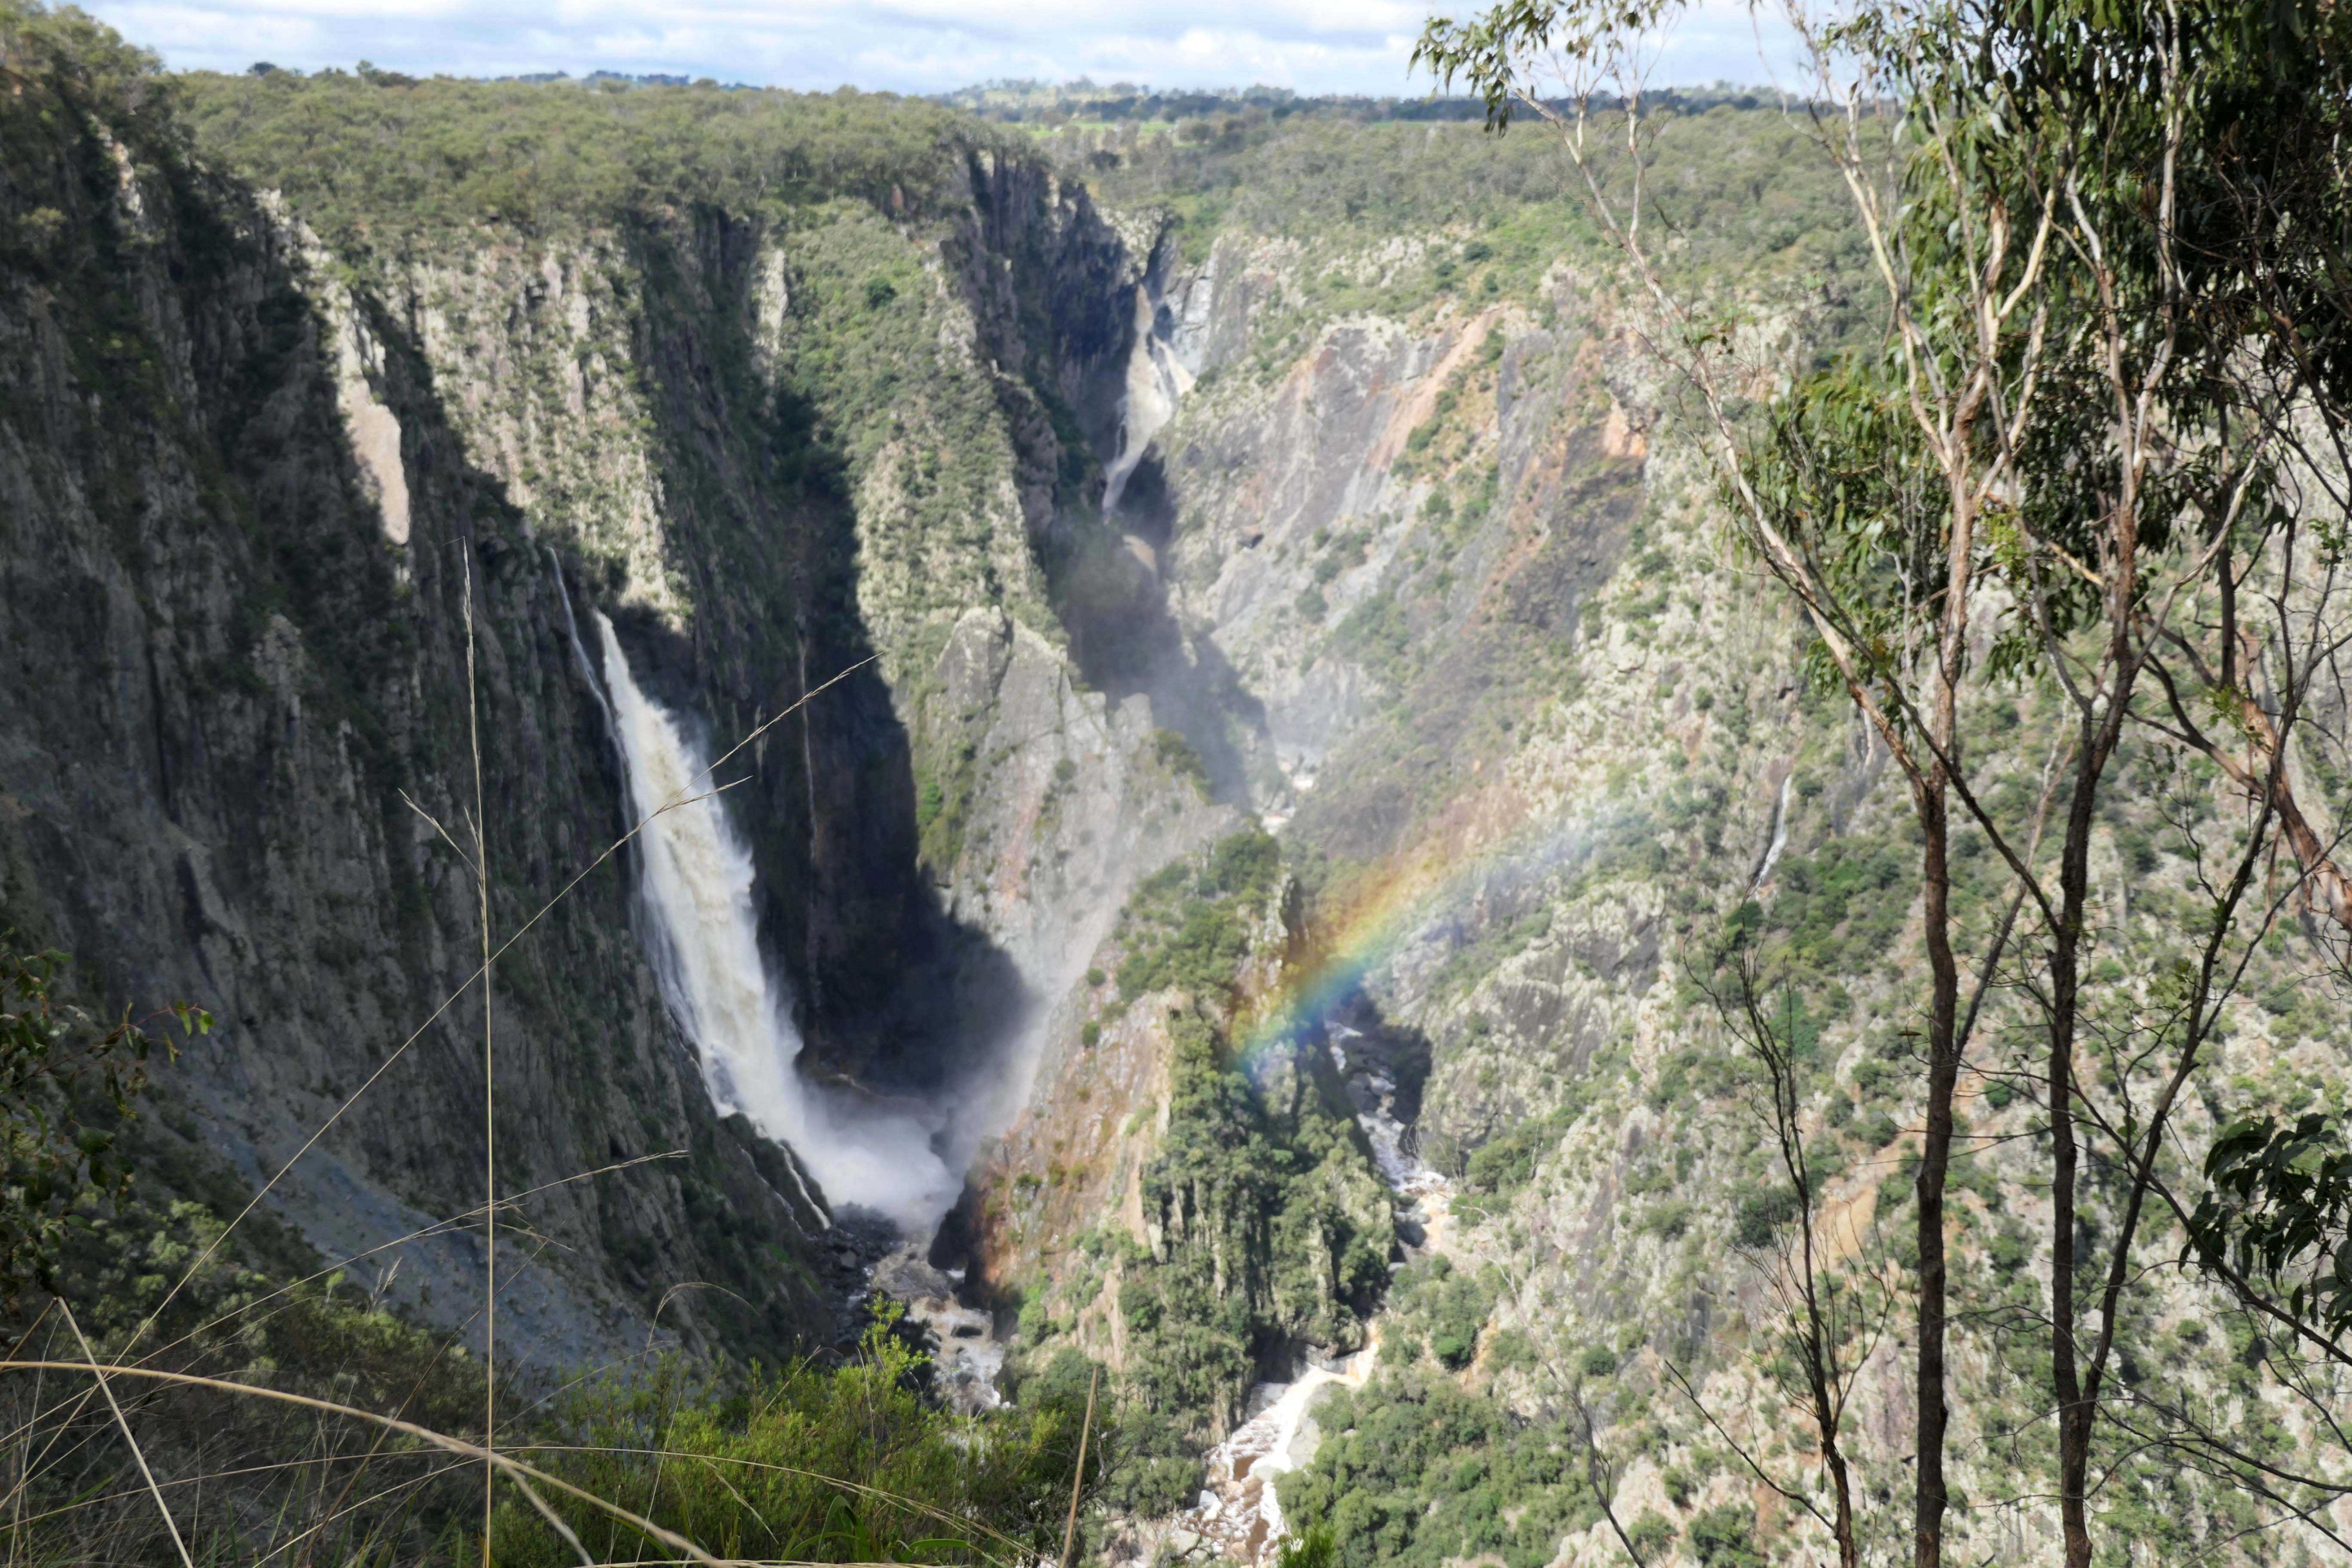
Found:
593,611 -> 960,1233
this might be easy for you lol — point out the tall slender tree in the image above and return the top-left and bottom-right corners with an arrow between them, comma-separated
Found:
1418,1 -> 2352,1562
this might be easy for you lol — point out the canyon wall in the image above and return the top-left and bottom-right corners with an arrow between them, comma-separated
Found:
0,40 -> 1224,1365
964,118 -> 2352,1563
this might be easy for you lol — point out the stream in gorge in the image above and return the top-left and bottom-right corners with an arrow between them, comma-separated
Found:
1150,1024 -> 1453,1567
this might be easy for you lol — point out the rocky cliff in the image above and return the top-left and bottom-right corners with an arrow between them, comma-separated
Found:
964,112 -> 2352,1565
0,26 -> 1228,1366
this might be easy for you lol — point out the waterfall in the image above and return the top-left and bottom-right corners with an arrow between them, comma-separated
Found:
593,611 -> 960,1234
1752,771 -> 1794,894
1102,283 -> 1193,518
548,550 -> 613,728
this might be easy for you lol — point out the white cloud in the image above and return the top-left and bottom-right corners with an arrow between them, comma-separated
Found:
84,0 -> 1790,94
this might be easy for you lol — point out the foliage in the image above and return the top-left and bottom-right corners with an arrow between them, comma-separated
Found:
1685,1501 -> 1765,1568
1381,1255 -> 1495,1371
1334,590 -> 1418,691
1151,727 -> 1213,798
493,1309 -> 1092,1566
0,943 -> 204,1317
0,1 -> 201,311
0,2 -> 172,152
950,80 -> 1498,127
1279,1521 -> 1341,1568
21,1196 -> 1093,1565
1064,106 -> 1865,306
1627,1511 -> 1675,1556
0,1 -> 170,126
1741,364 -> 1949,692
5,1155 -> 489,1563
1456,1109 -> 1570,1220
177,64 -> 995,253
1408,3 -> 2352,1564
1114,829 -> 1282,1000
1111,1009 -> 1391,1462
1745,835 -> 1914,981
1039,833 -> 1393,1512
2186,1114 -> 2352,1338
1277,1367 -> 1598,1568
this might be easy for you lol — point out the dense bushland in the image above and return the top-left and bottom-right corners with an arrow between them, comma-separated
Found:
177,66 -> 995,251
1055,103 -> 1868,306
491,1314 -> 1093,1567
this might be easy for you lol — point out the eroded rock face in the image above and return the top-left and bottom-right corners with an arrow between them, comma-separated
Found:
952,195 -> 1786,1531
0,71 -> 1241,1364
0,107 -> 839,1367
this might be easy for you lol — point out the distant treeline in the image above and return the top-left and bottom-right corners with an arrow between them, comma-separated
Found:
936,78 -> 1784,126
180,66 -> 996,250
180,61 -> 1810,264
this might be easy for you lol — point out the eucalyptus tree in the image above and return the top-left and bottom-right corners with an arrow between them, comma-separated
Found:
1418,1 -> 2352,1563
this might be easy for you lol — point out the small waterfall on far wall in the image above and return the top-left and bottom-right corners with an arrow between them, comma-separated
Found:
1750,770 -> 1794,894
1101,282 -> 1193,518
591,611 -> 960,1234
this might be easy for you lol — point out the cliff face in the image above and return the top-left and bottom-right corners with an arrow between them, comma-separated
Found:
357,177 -> 1220,1104
0,37 -> 1235,1364
965,117 -> 2352,1567
0,55 -> 838,1364
963,214 -> 1681,1496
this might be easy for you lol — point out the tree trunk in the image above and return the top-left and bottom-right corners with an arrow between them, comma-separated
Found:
2050,763 -> 2094,1568
2051,593 -> 2139,1566
1824,1415 -> 1861,1568
1914,780 -> 1960,1568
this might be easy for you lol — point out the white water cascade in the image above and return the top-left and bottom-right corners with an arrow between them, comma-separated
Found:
1101,282 -> 1193,518
548,550 -> 613,729
1751,770 -> 1795,894
592,611 -> 961,1234
1179,1340 -> 1377,1562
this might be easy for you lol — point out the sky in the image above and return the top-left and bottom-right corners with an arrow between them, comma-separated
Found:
83,0 -> 1798,97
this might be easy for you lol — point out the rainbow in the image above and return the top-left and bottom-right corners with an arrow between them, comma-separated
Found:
1230,799 -> 1623,1072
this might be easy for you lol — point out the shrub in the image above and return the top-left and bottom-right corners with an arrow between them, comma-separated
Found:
1686,1502 -> 1765,1568
1280,1523 -> 1340,1568
1732,1182 -> 1800,1249
1150,728 -> 1211,796
1628,1513 -> 1676,1557
493,1309 -> 1088,1567
1114,831 -> 1281,1000
0,943 -> 205,1313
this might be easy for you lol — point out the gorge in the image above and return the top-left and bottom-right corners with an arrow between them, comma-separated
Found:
5,12 -> 2352,1565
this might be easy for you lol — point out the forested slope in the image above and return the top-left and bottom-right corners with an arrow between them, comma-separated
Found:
4,5 -> 2351,1563
975,90 -> 2352,1568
